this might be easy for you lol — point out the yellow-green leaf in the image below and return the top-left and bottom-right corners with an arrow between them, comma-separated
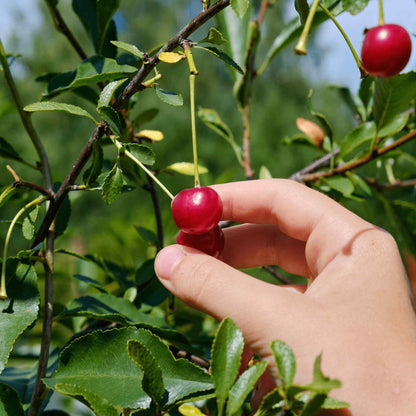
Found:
165,162 -> 208,176
135,130 -> 164,141
178,404 -> 207,416
159,52 -> 185,63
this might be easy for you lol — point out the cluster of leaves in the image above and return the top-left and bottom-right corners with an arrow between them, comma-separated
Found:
1,0 -> 416,415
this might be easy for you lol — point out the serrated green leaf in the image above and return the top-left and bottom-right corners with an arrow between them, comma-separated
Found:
22,205 -> 39,240
198,27 -> 228,45
304,354 -> 341,394
102,163 -> 124,204
155,86 -> 183,106
43,56 -> 137,99
373,72 -> 416,130
321,396 -> 350,409
135,226 -> 159,246
0,137 -> 23,162
98,105 -> 122,135
73,274 -> 108,293
0,259 -> 39,373
165,162 -> 208,176
57,292 -> 166,327
127,340 -> 165,405
98,78 -> 128,107
211,318 -> 244,415
270,340 -> 296,388
230,0 -> 249,18
0,382 -> 24,416
96,0 -> 120,55
341,0 -> 369,15
194,46 -> 243,74
44,328 -> 213,410
124,143 -> 155,166
295,0 -> 310,25
320,176 -> 355,197
24,102 -> 97,124
83,140 -> 104,185
226,361 -> 268,416
111,40 -> 144,58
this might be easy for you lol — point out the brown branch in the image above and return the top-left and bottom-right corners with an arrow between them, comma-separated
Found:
32,124 -> 107,248
299,129 -> 416,183
53,8 -> 88,60
114,0 -> 231,110
257,0 -> 271,26
365,177 -> 416,190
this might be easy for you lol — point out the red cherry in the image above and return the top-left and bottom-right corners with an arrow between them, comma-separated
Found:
176,226 -> 224,258
171,187 -> 223,234
361,24 -> 412,78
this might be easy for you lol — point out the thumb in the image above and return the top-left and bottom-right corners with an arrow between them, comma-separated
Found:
154,244 -> 303,334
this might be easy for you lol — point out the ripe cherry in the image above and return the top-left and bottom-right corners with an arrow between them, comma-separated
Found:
361,24 -> 412,78
176,226 -> 224,258
171,186 -> 223,234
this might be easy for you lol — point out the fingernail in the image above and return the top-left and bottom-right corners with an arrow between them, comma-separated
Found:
154,245 -> 185,282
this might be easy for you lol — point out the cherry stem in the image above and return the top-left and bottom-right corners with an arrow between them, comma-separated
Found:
294,0 -> 320,55
1,196 -> 47,300
378,0 -> 385,26
318,2 -> 368,78
112,137 -> 174,200
183,42 -> 200,188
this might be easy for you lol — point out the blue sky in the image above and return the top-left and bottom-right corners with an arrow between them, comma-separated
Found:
0,0 -> 415,91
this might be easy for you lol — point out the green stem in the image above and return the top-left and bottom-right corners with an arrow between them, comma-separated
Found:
0,196 -> 47,300
378,0 -> 385,25
112,138 -> 174,200
294,0 -> 320,55
318,2 -> 368,78
183,44 -> 200,188
0,39 -> 53,189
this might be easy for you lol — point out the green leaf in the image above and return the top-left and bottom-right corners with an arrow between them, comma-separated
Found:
0,137 -> 23,162
211,318 -> 244,415
111,40 -> 144,59
327,85 -> 366,122
226,361 -> 268,416
373,72 -> 416,130
155,86 -> 183,106
96,0 -> 121,54
341,0 -> 369,15
321,397 -> 350,409
304,354 -> 341,394
358,76 -> 374,118
198,27 -> 228,45
230,0 -> 249,18
259,166 -> 273,179
164,162 -> 208,176
24,102 -> 97,124
295,0 -> 310,25
57,293 -> 167,327
73,274 -> 108,293
127,340 -> 165,405
43,56 -> 137,99
22,205 -> 39,240
0,382 -> 24,416
132,108 -> 160,127
307,91 -> 333,143
216,5 -> 252,82
254,388 -> 285,416
135,226 -> 159,246
44,328 -> 213,410
83,140 -> 104,185
0,185 -> 17,210
55,193 -> 71,239
299,393 -> 327,416
98,78 -> 128,107
0,259 -> 39,373
270,340 -> 296,388
320,176 -> 355,197
125,144 -> 155,166
102,163 -> 124,204
97,105 -> 122,135
193,46 -> 243,74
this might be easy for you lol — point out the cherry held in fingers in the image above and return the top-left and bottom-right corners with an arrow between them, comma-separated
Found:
361,24 -> 412,78
171,186 -> 223,234
176,226 -> 224,258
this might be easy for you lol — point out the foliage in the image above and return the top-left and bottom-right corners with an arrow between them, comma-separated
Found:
0,0 -> 415,415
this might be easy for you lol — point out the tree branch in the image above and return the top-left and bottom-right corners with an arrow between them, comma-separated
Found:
114,0 -> 231,110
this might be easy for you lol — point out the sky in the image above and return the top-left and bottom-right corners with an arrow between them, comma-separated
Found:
0,0 -> 415,91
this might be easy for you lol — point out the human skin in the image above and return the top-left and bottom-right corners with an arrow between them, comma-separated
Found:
154,179 -> 416,415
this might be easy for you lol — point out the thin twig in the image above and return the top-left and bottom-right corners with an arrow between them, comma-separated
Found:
365,177 -> 416,190
262,265 -> 290,284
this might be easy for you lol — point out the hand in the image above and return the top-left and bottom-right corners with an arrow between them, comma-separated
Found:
155,179 -> 416,415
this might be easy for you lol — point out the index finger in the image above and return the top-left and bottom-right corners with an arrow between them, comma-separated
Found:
212,179 -> 375,275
